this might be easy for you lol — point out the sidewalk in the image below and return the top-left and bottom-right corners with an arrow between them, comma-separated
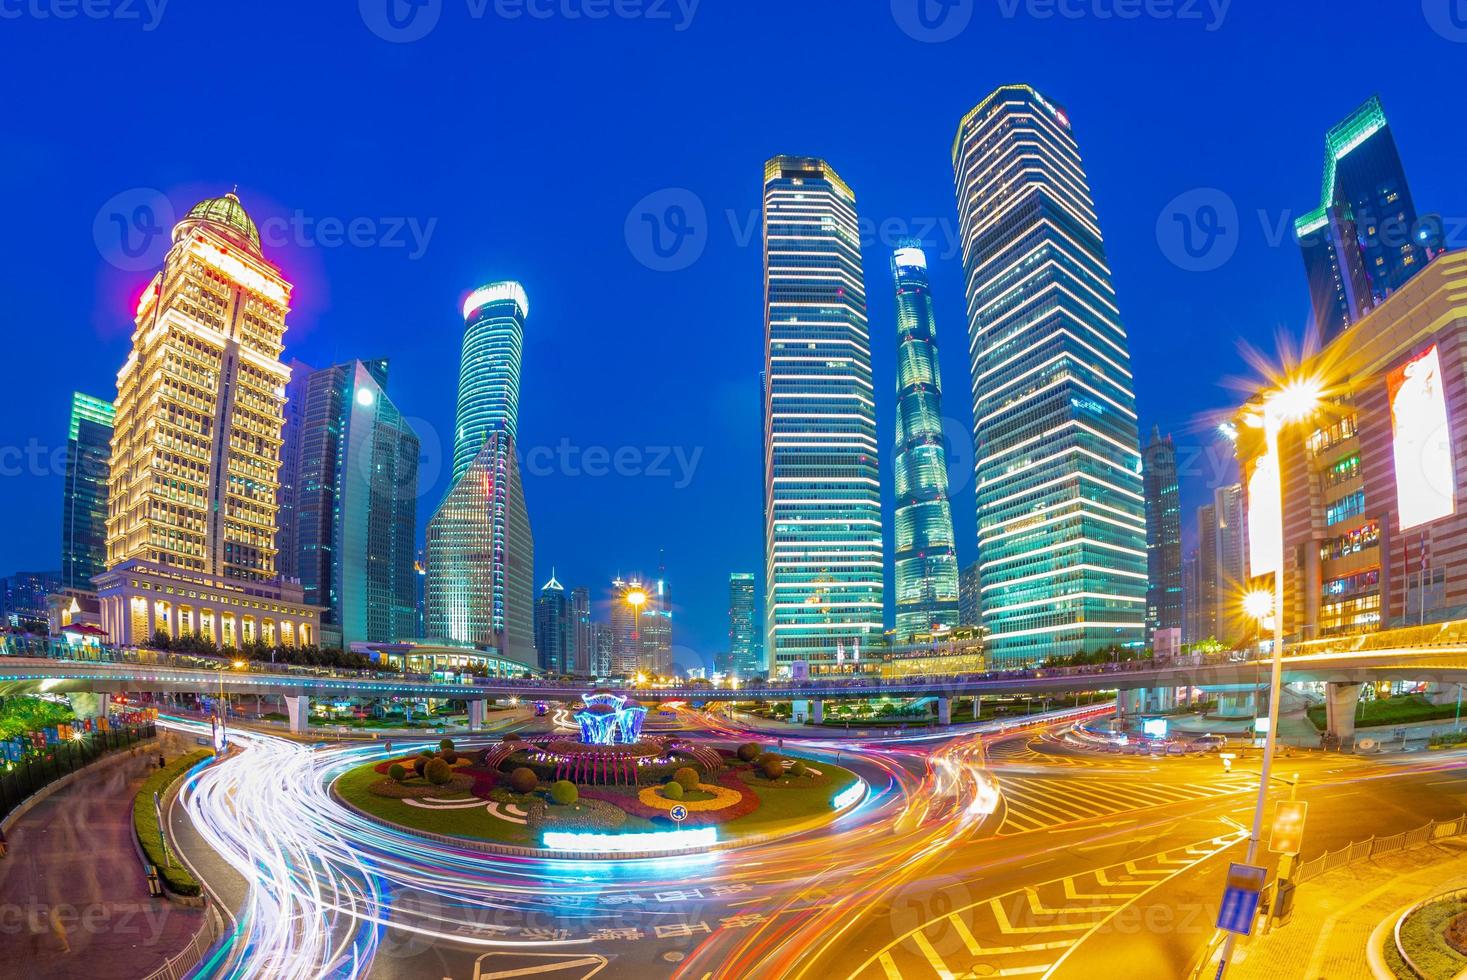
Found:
0,730 -> 205,980
1228,838 -> 1467,979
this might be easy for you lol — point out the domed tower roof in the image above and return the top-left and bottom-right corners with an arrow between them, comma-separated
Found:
179,191 -> 261,254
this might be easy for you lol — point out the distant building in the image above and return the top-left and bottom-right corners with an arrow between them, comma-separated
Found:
879,627 -> 986,679
274,359 -> 316,583
587,621 -> 614,678
728,572 -> 759,677
292,359 -> 420,648
958,560 -> 982,629
534,572 -> 572,675
2,571 -> 59,631
59,392 -> 114,589
570,585 -> 592,675
1182,549 -> 1202,645
1142,427 -> 1184,643
644,561 -> 672,675
610,577 -> 648,676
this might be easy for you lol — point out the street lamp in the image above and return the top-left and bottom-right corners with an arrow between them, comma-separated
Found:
1217,375 -> 1322,977
215,659 -> 246,749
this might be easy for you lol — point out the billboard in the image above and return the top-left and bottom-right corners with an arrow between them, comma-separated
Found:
1388,344 -> 1457,531
1247,447 -> 1282,578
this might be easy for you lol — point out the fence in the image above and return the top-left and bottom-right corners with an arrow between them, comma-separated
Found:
1292,812 -> 1467,883
141,904 -> 226,980
0,723 -> 156,821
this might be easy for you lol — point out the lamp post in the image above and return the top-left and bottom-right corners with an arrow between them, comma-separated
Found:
216,659 -> 245,749
1216,378 -> 1321,979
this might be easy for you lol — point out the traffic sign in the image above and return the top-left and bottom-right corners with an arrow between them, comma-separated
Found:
1216,863 -> 1267,935
1269,800 -> 1308,855
669,804 -> 688,823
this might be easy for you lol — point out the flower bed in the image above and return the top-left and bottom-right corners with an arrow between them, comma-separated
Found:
636,782 -> 744,811
583,770 -> 760,827
366,773 -> 476,798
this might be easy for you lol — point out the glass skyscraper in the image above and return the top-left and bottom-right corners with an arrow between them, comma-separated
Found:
890,246 -> 961,637
952,85 -> 1147,665
291,359 -> 420,648
1295,96 -> 1439,343
534,572 -> 571,675
424,282 -> 535,666
762,155 -> 883,675
1142,426 -> 1182,643
727,572 -> 758,676
60,392 -> 114,589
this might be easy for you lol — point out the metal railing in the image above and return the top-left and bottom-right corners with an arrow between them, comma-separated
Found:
0,723 -> 156,822
141,903 -> 225,980
1292,813 -> 1467,884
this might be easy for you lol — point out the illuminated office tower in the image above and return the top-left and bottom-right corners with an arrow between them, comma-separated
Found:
274,358 -> 316,582
890,246 -> 961,637
96,192 -> 319,648
60,392 -> 115,589
643,557 -> 672,675
1142,427 -> 1183,643
762,156 -> 883,676
609,576 -> 648,676
424,283 -> 535,665
571,585 -> 592,675
728,572 -> 758,676
292,359 -> 420,647
534,572 -> 572,675
952,86 -> 1147,665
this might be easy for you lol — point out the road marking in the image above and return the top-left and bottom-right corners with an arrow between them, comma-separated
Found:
877,952 -> 904,979
910,930 -> 955,979
472,953 -> 608,979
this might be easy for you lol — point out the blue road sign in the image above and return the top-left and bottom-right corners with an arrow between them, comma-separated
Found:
670,805 -> 688,823
1216,863 -> 1267,935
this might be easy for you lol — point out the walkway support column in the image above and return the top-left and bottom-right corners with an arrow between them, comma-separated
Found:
468,699 -> 487,731
974,695 -> 982,720
937,697 -> 951,726
811,700 -> 823,725
284,695 -> 310,735
1325,682 -> 1362,744
68,691 -> 111,721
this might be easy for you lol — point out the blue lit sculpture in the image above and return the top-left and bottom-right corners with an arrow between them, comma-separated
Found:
575,692 -> 647,745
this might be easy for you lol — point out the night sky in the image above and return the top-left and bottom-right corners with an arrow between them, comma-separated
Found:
3,0 -> 1464,668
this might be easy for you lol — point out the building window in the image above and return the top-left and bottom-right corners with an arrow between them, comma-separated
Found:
1326,491 -> 1366,526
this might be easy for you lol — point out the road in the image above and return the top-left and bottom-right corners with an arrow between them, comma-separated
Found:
156,711 -> 1467,978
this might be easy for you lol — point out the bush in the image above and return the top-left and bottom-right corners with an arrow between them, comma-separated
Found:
549,780 -> 579,805
662,781 -> 685,800
673,767 -> 700,791
439,738 -> 456,753
134,750 -> 213,896
789,760 -> 808,778
760,755 -> 785,780
441,750 -> 459,765
412,755 -> 430,777
509,767 -> 538,794
503,733 -> 522,743
419,749 -> 436,759
388,763 -> 407,782
425,758 -> 452,785
737,742 -> 761,762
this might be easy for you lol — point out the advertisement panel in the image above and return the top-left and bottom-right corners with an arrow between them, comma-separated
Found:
1389,344 -> 1456,531
1247,447 -> 1282,578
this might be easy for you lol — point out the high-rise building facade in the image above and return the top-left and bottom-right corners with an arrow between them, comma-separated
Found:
890,246 -> 961,637
60,392 -> 115,589
1182,549 -> 1202,645
727,572 -> 758,676
1142,427 -> 1183,643
274,358 -> 316,583
1295,96 -> 1440,343
424,282 -> 535,666
952,85 -> 1148,665
1191,485 -> 1248,646
292,359 -> 420,648
762,155 -> 883,676
644,570 -> 673,675
958,559 -> 982,629
587,620 -> 614,677
609,576 -> 648,677
571,585 -> 592,675
534,572 -> 571,675
95,193 -> 319,649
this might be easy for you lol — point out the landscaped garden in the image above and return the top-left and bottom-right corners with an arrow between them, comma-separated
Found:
1307,693 -> 1463,731
1388,891 -> 1467,978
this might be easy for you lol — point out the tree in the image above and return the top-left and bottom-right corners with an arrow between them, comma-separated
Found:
549,780 -> 578,805
673,767 -> 699,791
509,767 -> 538,794
439,738 -> 456,753
388,763 -> 407,783
759,755 -> 784,780
425,758 -> 452,785
736,742 -> 761,762
662,781 -> 684,800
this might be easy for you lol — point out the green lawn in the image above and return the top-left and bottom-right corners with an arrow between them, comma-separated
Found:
1306,694 -> 1463,731
723,762 -> 861,833
1397,896 -> 1467,978
334,762 -> 536,844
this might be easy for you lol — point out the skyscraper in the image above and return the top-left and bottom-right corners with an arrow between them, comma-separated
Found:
534,572 -> 572,675
587,621 -> 614,677
890,245 -> 961,637
609,576 -> 649,676
762,155 -> 883,676
952,85 -> 1148,665
95,192 -> 319,649
645,566 -> 673,675
1142,426 -> 1183,643
727,572 -> 758,676
424,282 -> 535,666
60,392 -> 114,589
571,585 -> 592,675
274,358 -> 316,583
292,359 -> 420,648
1196,502 -> 1219,644
1182,548 -> 1202,645
1295,95 -> 1439,343
958,560 -> 982,629
1212,483 -> 1248,644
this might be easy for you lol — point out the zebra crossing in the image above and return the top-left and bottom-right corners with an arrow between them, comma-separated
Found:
983,735 -> 1114,769
995,772 -> 1257,834
852,832 -> 1246,979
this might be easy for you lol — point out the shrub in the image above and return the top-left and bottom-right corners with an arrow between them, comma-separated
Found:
503,733 -> 522,743
736,742 -> 761,762
441,750 -> 459,765
509,767 -> 538,794
789,760 -> 808,778
412,755 -> 430,777
673,767 -> 700,791
549,780 -> 578,805
439,738 -> 455,753
760,755 -> 785,780
662,781 -> 684,800
425,758 -> 452,785
134,750 -> 212,896
388,763 -> 407,782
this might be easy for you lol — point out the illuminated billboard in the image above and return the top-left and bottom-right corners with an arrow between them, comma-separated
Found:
1247,447 -> 1282,578
1388,344 -> 1457,531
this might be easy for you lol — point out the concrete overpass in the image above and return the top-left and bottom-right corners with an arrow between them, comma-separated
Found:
6,620 -> 1467,738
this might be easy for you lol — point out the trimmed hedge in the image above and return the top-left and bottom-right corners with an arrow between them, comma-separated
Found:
133,749 -> 213,896
549,780 -> 578,805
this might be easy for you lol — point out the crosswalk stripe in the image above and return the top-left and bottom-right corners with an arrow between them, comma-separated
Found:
910,930 -> 955,979
989,897 -> 1095,934
877,952 -> 904,980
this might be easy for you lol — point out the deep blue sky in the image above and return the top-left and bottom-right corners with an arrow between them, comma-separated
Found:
3,1 -> 1464,667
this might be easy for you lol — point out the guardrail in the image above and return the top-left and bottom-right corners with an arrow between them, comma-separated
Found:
141,904 -> 225,980
1293,812 -> 1467,883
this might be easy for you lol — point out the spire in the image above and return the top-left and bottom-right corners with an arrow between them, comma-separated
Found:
542,567 -> 563,592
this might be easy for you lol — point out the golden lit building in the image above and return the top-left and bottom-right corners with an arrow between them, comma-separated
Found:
97,192 -> 320,649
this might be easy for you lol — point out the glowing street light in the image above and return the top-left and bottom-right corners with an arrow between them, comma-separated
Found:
1242,590 -> 1274,623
